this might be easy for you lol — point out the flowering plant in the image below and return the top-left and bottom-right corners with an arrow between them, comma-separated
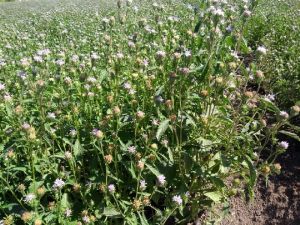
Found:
0,0 -> 298,224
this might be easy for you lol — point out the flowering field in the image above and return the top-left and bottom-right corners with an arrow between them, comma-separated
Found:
0,0 -> 299,224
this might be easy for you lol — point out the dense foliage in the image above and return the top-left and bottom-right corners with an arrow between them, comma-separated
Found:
0,0 -> 298,224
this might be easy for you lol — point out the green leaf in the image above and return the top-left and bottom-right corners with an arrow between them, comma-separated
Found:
204,191 -> 222,203
73,139 -> 83,157
156,119 -> 170,141
145,163 -> 160,176
103,207 -> 122,218
243,155 -> 257,199
279,130 -> 300,142
61,193 -> 70,209
167,147 -> 174,164
138,212 -> 150,225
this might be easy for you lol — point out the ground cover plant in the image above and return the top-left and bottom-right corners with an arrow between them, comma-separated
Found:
0,0 -> 299,224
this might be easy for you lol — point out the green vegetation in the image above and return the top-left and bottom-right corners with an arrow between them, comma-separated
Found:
0,0 -> 299,224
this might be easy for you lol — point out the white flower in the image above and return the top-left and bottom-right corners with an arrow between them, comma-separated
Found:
82,216 -> 90,224
257,46 -> 267,55
47,112 -> 56,119
156,50 -> 166,58
53,178 -> 65,189
157,174 -> 166,187
69,129 -> 77,137
0,82 -> 5,91
56,59 -> 65,66
20,58 -> 30,67
129,89 -> 136,95
24,193 -> 36,203
243,9 -> 251,17
172,195 -> 183,205
108,184 -> 116,193
184,50 -> 191,57
116,52 -> 124,59
278,141 -> 289,150
65,208 -> 72,217
102,17 -> 110,23
127,146 -> 136,154
4,93 -> 12,102
87,76 -> 97,84
279,111 -> 289,119
33,55 -> 43,63
91,52 -> 100,60
22,123 -> 31,130
72,55 -> 79,62
264,94 -> 275,102
140,180 -> 147,191
123,82 -> 131,90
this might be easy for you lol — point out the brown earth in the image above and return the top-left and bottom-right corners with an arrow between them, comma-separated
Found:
221,140 -> 300,225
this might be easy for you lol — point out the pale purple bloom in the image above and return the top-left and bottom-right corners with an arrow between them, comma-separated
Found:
71,55 -> 79,62
140,180 -> 147,191
69,129 -> 77,137
0,82 -> 5,91
152,119 -> 160,126
82,216 -> 90,224
18,71 -> 27,80
172,195 -> 183,205
116,52 -> 124,59
142,59 -> 149,67
91,52 -> 100,60
65,208 -> 72,217
53,178 -> 65,189
33,55 -> 43,63
157,174 -> 166,187
156,50 -> 166,58
47,112 -> 56,119
129,89 -> 136,95
278,141 -> 289,150
279,111 -> 289,119
56,59 -> 65,66
22,123 -> 31,130
128,41 -> 135,48
184,50 -> 191,57
24,193 -> 36,203
87,77 -> 97,84
108,184 -> 116,193
264,94 -> 275,102
3,93 -> 12,102
128,146 -> 136,154
102,17 -> 110,23
161,139 -> 168,147
123,82 -> 132,90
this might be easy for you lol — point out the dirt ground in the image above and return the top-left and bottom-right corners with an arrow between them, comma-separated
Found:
221,140 -> 300,225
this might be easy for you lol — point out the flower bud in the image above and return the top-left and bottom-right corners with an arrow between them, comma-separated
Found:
104,154 -> 113,164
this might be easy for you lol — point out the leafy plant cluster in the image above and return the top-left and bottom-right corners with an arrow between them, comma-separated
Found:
245,0 -> 300,108
0,0 -> 298,224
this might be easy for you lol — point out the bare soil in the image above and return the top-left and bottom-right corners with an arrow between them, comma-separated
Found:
221,140 -> 300,225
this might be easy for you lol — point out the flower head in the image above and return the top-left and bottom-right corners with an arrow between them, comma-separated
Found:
24,193 -> 36,203
172,195 -> 183,205
278,141 -> 289,150
127,146 -> 136,154
53,178 -> 65,189
108,184 -> 116,193
140,180 -> 147,191
157,174 -> 166,187
65,208 -> 72,217
257,46 -> 267,55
